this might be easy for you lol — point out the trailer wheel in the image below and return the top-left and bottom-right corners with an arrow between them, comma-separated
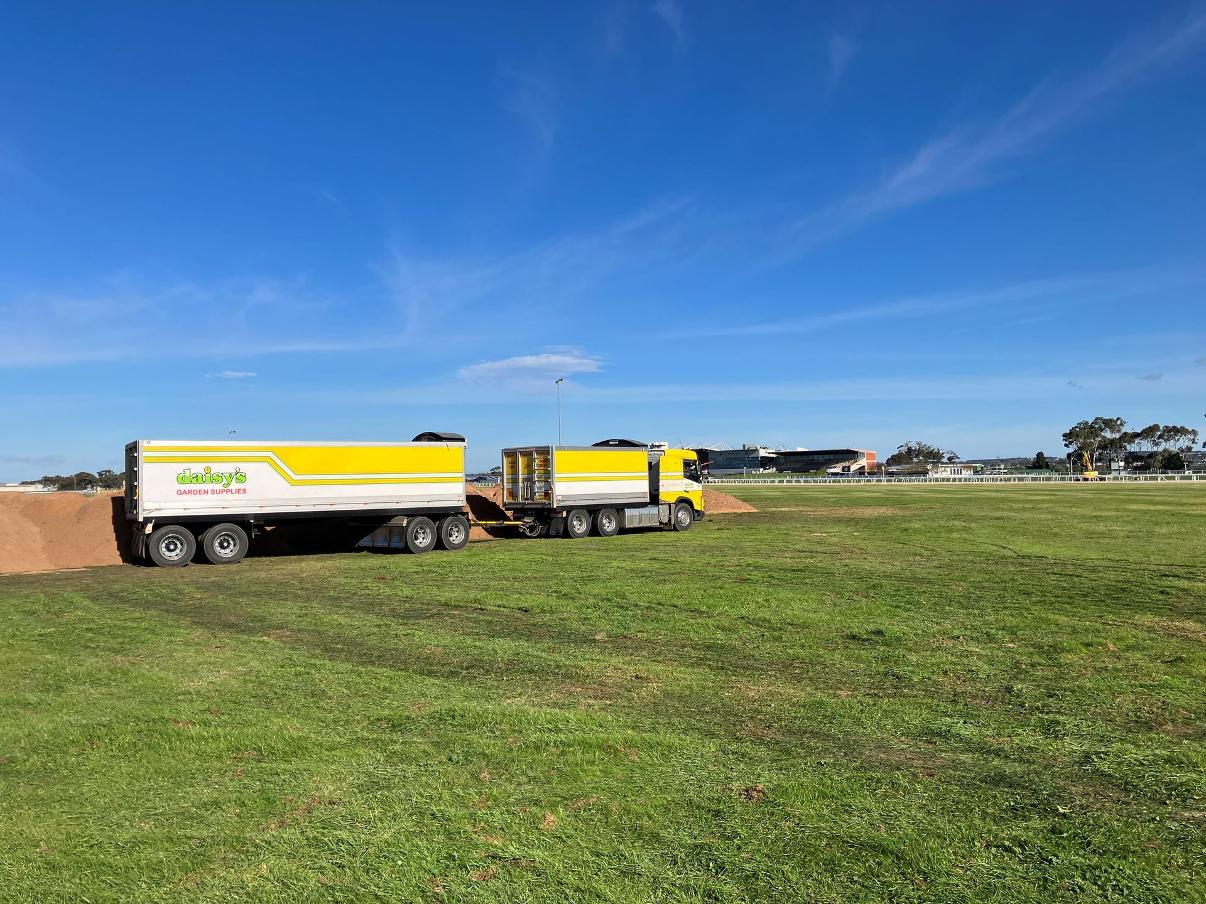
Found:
201,523 -> 248,565
406,516 -> 437,553
672,502 -> 694,532
595,508 -> 620,537
566,509 -> 591,539
438,515 -> 470,551
147,524 -> 196,567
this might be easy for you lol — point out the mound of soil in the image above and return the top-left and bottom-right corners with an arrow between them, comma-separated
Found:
704,488 -> 758,514
464,485 -> 507,541
0,492 -> 128,575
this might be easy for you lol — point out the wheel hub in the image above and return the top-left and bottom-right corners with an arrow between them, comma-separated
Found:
160,536 -> 185,560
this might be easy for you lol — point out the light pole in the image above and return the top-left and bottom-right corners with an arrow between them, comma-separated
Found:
555,377 -> 565,445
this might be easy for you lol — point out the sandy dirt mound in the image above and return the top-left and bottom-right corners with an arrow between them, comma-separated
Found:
703,488 -> 758,514
0,492 -> 128,575
465,484 -> 507,540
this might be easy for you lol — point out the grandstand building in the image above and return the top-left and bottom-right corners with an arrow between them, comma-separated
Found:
693,446 -> 877,476
774,449 -> 877,474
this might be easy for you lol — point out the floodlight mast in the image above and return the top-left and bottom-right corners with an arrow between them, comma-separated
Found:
555,377 -> 565,445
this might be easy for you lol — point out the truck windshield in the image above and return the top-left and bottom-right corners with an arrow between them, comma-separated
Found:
683,459 -> 702,483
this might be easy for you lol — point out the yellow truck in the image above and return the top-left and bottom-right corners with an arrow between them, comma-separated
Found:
125,432 -> 471,566
125,434 -> 705,566
501,439 -> 704,537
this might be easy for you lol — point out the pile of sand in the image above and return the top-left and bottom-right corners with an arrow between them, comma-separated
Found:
0,492 -> 127,575
464,484 -> 507,541
704,487 -> 758,514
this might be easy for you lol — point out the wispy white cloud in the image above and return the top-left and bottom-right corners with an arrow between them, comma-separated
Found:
379,196 -> 694,337
651,0 -> 685,48
458,351 -> 603,391
776,7 -> 1206,256
258,361 -> 1206,409
1,199 -> 695,369
501,68 -> 559,155
679,266 -> 1204,340
1137,372 -> 1163,382
0,277 -> 405,367
827,34 -> 858,87
600,1 -> 631,56
300,184 -> 346,211
207,370 -> 257,379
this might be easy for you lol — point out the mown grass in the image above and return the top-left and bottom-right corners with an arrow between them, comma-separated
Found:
0,485 -> 1203,902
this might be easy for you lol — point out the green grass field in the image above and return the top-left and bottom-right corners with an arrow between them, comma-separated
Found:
1,486 -> 1203,902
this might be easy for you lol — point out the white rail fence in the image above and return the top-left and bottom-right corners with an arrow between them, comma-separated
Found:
706,473 -> 1206,486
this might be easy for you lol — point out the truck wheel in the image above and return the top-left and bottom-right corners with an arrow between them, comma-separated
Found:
672,502 -> 694,532
406,516 -> 437,553
595,508 -> 620,536
201,523 -> 248,565
148,524 -> 196,567
438,515 -> 470,551
566,509 -> 591,539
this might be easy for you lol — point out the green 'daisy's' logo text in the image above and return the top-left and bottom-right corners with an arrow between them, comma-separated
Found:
177,466 -> 248,488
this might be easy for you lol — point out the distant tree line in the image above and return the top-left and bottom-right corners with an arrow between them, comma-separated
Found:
1062,417 -> 1201,472
885,441 -> 959,468
22,469 -> 124,490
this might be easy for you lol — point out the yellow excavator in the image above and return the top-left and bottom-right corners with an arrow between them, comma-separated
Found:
1076,451 -> 1103,481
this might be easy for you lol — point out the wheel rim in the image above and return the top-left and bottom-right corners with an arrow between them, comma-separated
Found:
677,507 -> 691,526
159,534 -> 187,561
572,514 -> 588,534
213,531 -> 239,558
414,525 -> 432,546
601,513 -> 616,532
447,522 -> 465,544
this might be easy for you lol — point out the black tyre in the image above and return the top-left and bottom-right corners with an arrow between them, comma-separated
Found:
147,524 -> 196,568
566,508 -> 591,539
201,522 -> 248,565
406,516 -> 437,553
672,502 -> 694,532
438,515 -> 470,551
595,508 -> 620,537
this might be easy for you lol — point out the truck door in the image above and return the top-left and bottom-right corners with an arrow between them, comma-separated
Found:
503,447 -> 553,506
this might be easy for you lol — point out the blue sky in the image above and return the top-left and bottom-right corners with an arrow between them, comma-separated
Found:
2,2 -> 1205,477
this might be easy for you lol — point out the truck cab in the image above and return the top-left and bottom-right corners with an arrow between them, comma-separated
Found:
501,439 -> 705,537
653,447 -> 705,519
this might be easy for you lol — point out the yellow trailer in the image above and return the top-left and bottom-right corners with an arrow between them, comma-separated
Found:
501,439 -> 704,538
125,432 -> 471,566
